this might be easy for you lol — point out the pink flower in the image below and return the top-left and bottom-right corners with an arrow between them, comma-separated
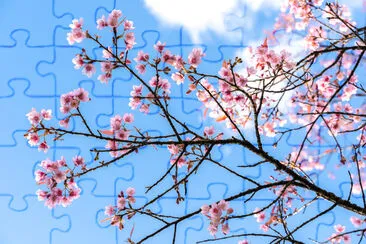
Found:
111,115 -> 123,131
124,32 -> 136,48
36,189 -> 48,201
167,144 -> 180,155
82,63 -> 96,77
73,88 -> 90,102
204,126 -> 215,137
260,224 -> 269,232
103,47 -> 114,59
110,9 -> 122,19
209,203 -> 222,217
40,109 -> 52,120
105,205 -> 116,216
67,28 -> 86,45
57,156 -> 67,167
139,104 -> 150,114
98,73 -> 112,84
61,196 -> 72,207
69,18 -> 83,29
26,108 -> 42,126
101,61 -> 113,73
238,240 -> 249,244
38,142 -> 49,153
171,72 -> 184,85
254,208 -> 266,222
170,157 -> 187,168
134,50 -> 149,62
135,64 -> 146,74
221,223 -> 230,235
126,187 -> 135,196
35,170 -> 47,183
263,122 -> 276,137
201,204 -> 210,215
108,15 -> 119,28
69,187 -> 81,200
124,20 -> 134,30
96,15 -> 108,30
342,234 -> 351,244
53,170 -> 66,183
72,155 -> 85,168
208,224 -> 218,236
218,200 -> 229,211
188,48 -> 205,68
72,54 -> 84,69
350,216 -> 363,227
117,197 -> 126,210
154,41 -> 166,53
27,133 -> 40,146
115,130 -> 129,140
123,113 -> 134,123
334,224 -> 345,233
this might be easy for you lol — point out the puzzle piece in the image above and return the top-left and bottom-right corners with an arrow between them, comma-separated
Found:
52,179 -> 117,244
0,31 -> 55,96
0,195 -> 70,244
0,0 -> 71,46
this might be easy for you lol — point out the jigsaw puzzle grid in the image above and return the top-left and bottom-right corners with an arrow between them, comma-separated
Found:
0,0 -> 365,243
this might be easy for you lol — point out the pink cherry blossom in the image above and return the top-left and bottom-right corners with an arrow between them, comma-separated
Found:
82,63 -> 96,77
238,240 -> 249,244
69,18 -> 83,29
103,47 -> 114,59
115,130 -> 129,140
105,205 -> 116,216
254,208 -> 266,222
204,126 -> 215,137
350,216 -> 363,227
72,155 -> 86,168
334,224 -> 345,233
26,108 -> 42,126
38,142 -> 49,153
98,73 -> 112,84
73,88 -> 90,102
96,15 -> 108,30
171,72 -> 184,85
135,64 -> 146,74
123,113 -> 134,123
101,61 -> 113,73
188,48 -> 205,68
67,28 -> 85,45
134,50 -> 150,62
72,54 -> 84,70
124,20 -> 134,30
126,187 -> 135,196
27,133 -> 40,146
110,115 -> 123,131
154,41 -> 166,53
221,223 -> 229,235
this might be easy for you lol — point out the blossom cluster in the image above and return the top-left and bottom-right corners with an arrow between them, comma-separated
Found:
201,200 -> 234,236
103,113 -> 134,158
195,40 -> 293,135
25,108 -> 52,152
328,224 -> 351,244
35,156 -> 84,208
70,9 -> 136,84
129,42 -> 205,113
104,187 -> 136,230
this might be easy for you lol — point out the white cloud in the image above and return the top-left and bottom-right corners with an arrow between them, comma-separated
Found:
144,0 -> 285,42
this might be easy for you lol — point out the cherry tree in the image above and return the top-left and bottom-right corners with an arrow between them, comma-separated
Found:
25,1 -> 366,243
